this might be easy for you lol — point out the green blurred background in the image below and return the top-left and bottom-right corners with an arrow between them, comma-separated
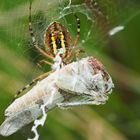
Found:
0,0 -> 140,140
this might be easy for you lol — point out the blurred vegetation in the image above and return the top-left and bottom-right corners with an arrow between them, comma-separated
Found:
0,0 -> 140,140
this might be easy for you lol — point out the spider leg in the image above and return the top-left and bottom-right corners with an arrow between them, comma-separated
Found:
37,59 -> 53,68
64,48 -> 85,64
63,14 -> 81,64
13,70 -> 53,101
75,49 -> 85,58
72,14 -> 80,47
29,1 -> 54,60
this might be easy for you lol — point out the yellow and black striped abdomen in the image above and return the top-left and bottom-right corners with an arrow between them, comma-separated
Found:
44,22 -> 71,57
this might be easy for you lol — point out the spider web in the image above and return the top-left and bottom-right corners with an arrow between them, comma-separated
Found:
1,0 -> 139,68
24,0 -> 140,57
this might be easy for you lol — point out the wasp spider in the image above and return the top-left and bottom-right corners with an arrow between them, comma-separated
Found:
13,1 -> 81,100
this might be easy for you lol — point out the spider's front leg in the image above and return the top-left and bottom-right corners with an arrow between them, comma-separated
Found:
64,48 -> 85,64
37,59 -> 53,68
72,14 -> 80,47
29,1 -> 54,60
64,14 -> 84,64
75,49 -> 85,59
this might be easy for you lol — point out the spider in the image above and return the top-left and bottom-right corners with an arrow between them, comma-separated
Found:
13,1 -> 81,100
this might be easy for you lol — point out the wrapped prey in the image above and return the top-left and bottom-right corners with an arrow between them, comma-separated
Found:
0,57 -> 114,136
